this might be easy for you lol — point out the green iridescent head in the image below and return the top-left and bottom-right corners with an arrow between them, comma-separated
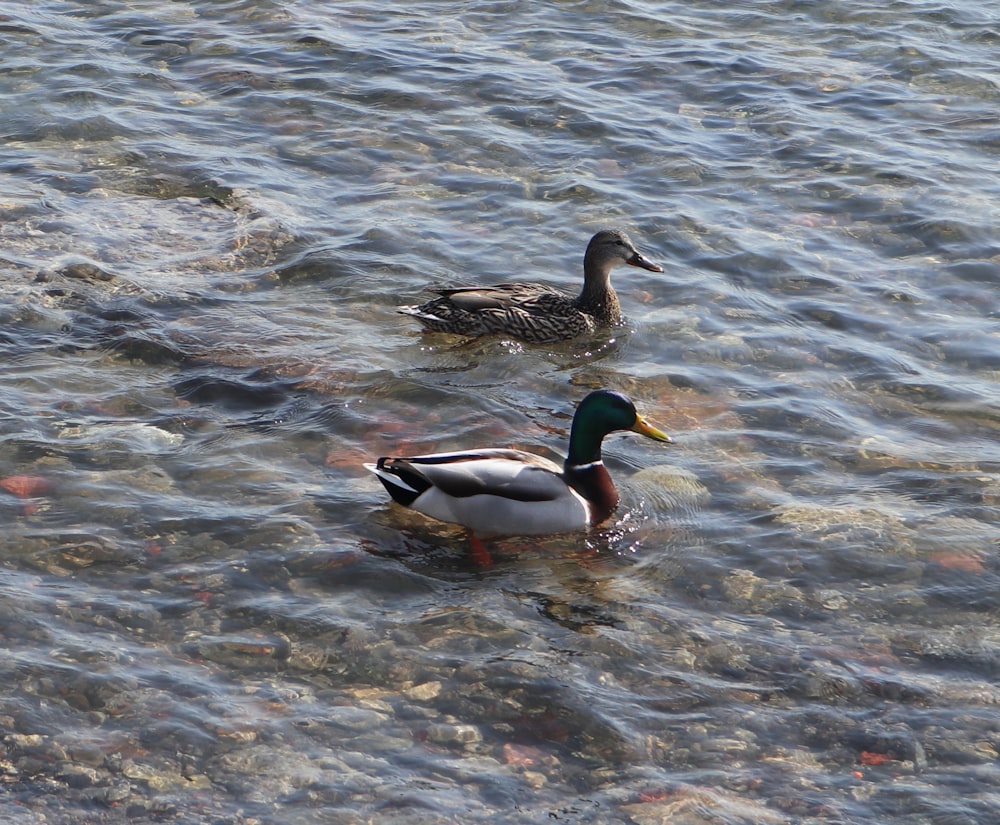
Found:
566,390 -> 671,466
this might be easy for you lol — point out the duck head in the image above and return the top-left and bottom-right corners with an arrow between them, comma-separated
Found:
566,389 -> 671,467
584,229 -> 664,279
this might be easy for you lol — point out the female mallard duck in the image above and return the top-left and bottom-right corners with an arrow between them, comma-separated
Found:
364,390 -> 671,538
398,229 -> 663,343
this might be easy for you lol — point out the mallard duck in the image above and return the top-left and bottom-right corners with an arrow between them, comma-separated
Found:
398,229 -> 663,343
364,390 -> 671,539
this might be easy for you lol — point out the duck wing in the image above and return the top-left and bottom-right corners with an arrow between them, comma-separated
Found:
373,449 -> 567,502
399,282 -> 591,342
433,282 -> 566,311
367,449 -> 592,536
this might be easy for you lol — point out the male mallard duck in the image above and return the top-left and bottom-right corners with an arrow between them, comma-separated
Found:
364,390 -> 671,538
398,229 -> 663,343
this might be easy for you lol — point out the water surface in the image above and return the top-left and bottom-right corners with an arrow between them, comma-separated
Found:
2,1 -> 999,823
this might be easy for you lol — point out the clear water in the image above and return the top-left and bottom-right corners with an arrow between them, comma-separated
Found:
1,1 -> 999,823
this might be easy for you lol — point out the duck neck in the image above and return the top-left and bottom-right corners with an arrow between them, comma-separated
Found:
576,260 -> 622,325
564,421 -> 618,525
563,459 -> 618,526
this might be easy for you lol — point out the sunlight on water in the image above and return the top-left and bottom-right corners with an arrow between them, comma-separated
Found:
1,1 -> 999,823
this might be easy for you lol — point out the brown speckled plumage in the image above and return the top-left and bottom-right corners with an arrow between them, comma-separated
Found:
399,229 -> 663,343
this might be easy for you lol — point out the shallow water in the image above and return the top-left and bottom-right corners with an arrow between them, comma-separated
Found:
2,1 -> 999,823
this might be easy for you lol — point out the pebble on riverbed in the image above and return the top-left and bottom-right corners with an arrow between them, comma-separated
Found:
772,501 -> 916,555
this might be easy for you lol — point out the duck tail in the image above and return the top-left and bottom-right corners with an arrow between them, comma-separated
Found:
364,458 -> 429,506
397,305 -> 446,324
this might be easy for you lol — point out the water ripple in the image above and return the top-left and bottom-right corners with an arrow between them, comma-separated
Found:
2,1 -> 1000,823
